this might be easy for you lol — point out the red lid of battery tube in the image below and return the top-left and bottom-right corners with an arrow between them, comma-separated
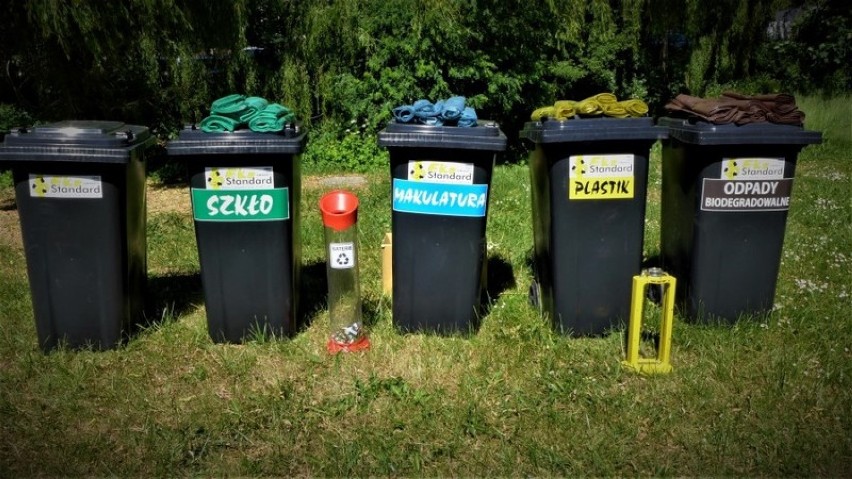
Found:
319,190 -> 359,231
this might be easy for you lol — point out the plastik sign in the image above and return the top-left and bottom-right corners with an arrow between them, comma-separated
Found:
568,154 -> 635,200
721,158 -> 785,180
393,178 -> 488,217
205,167 -> 274,190
29,175 -> 102,198
408,160 -> 474,184
191,187 -> 289,221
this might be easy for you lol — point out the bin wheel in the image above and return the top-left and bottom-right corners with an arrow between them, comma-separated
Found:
529,281 -> 541,310
646,283 -> 663,304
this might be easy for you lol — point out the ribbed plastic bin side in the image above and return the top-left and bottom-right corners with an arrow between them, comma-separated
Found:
0,121 -> 154,351
659,117 -> 821,323
520,117 -> 667,336
378,122 -> 507,334
166,126 -> 305,342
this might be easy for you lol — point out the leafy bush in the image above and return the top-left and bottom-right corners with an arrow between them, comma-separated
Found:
146,144 -> 188,186
302,121 -> 389,174
0,104 -> 32,187
0,170 -> 11,189
2,0 -> 847,171
758,0 -> 851,95
0,104 -> 32,132
704,75 -> 784,97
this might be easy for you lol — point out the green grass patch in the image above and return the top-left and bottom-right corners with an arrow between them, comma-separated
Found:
0,95 -> 850,476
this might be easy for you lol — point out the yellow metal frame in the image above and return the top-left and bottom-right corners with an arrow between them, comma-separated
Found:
622,269 -> 677,375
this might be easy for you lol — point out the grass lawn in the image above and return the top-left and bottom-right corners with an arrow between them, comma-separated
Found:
0,96 -> 849,476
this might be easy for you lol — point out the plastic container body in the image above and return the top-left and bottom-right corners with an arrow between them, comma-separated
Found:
378,122 -> 507,334
166,126 -> 304,342
324,225 -> 362,340
0,121 -> 154,351
520,118 -> 667,336
319,190 -> 368,352
659,117 -> 821,323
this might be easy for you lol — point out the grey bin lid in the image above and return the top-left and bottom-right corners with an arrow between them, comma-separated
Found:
658,117 -> 823,146
166,125 -> 307,156
0,120 -> 154,163
520,117 -> 667,144
378,121 -> 507,151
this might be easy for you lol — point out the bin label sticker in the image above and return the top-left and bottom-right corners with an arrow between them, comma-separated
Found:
205,167 -> 274,190
701,179 -> 793,212
329,242 -> 355,269
191,187 -> 289,221
29,175 -> 102,198
408,161 -> 474,184
721,158 -> 785,180
568,154 -> 634,200
393,178 -> 488,217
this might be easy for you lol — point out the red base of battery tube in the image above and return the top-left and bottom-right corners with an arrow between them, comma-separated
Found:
327,336 -> 371,354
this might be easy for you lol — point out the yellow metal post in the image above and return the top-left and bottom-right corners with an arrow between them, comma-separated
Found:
622,268 -> 677,375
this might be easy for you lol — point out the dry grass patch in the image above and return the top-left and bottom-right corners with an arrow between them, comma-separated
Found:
0,196 -> 22,249
146,180 -> 191,215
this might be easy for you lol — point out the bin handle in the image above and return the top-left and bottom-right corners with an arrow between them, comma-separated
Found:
114,129 -> 134,142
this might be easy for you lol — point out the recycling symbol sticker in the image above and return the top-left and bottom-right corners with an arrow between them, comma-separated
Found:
336,253 -> 350,266
329,242 -> 355,270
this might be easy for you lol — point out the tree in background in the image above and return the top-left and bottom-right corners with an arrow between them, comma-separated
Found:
0,0 -> 251,135
0,0 -> 846,158
244,0 -> 652,160
759,0 -> 851,95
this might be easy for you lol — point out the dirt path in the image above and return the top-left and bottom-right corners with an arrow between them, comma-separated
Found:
0,188 -> 21,249
146,182 -> 191,215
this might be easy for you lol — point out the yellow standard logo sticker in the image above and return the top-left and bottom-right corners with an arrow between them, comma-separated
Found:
568,154 -> 635,200
407,160 -> 474,184
29,175 -> 102,198
205,167 -> 274,190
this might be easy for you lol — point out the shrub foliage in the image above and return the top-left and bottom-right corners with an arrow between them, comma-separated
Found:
0,0 -> 846,159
